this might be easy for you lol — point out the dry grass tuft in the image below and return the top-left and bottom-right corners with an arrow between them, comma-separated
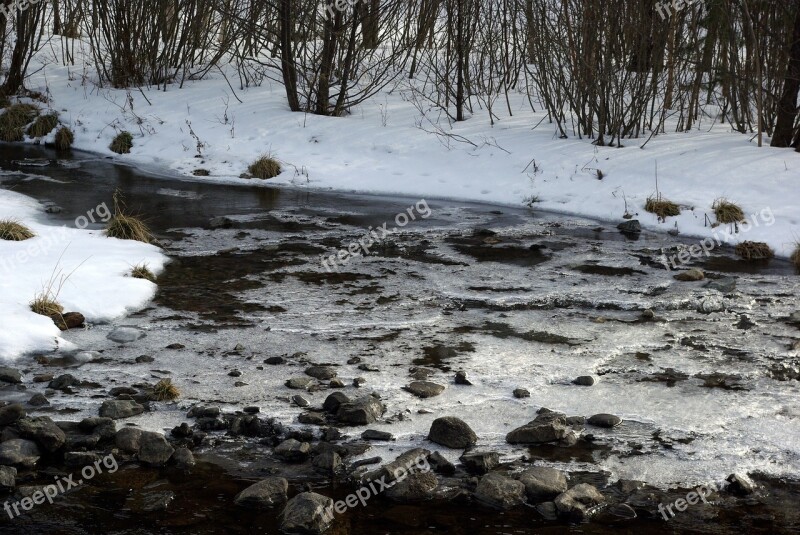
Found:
0,219 -> 35,241
152,378 -> 179,401
54,126 -> 74,150
131,263 -> 156,282
791,244 -> 800,269
248,155 -> 282,179
645,195 -> 681,220
106,192 -> 153,243
30,293 -> 64,316
110,131 -> 133,154
26,112 -> 58,138
735,241 -> 774,261
713,199 -> 745,224
0,103 -> 39,142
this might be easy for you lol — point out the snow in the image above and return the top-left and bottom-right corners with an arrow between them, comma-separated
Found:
21,43 -> 800,260
0,188 -> 167,360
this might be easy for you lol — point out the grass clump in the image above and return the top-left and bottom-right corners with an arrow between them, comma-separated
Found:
248,155 -> 282,179
0,103 -> 39,142
110,131 -> 133,154
645,194 -> 681,220
30,293 -> 64,316
791,245 -> 800,269
26,112 -> 58,138
54,126 -> 74,150
713,199 -> 745,224
131,263 -> 156,282
106,191 -> 153,244
0,219 -> 35,241
735,241 -> 774,261
152,378 -> 179,401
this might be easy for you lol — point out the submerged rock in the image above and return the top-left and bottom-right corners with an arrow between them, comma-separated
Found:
474,472 -> 526,509
518,466 -> 568,502
235,477 -> 288,508
0,439 -> 41,467
587,413 -> 622,428
16,416 -> 66,452
554,483 -> 606,520
385,472 -> 438,503
403,381 -> 446,398
280,492 -> 334,535
107,326 -> 146,343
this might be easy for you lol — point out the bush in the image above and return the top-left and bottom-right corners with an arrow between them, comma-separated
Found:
152,378 -> 179,401
713,199 -> 745,224
645,195 -> 681,220
54,126 -> 75,150
248,155 -> 282,179
110,131 -> 133,154
0,219 -> 35,241
0,103 -> 39,142
26,112 -> 58,138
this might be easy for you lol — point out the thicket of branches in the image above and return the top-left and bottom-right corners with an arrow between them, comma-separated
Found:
0,0 -> 798,150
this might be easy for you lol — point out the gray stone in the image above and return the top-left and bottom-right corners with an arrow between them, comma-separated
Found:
518,466 -> 568,502
617,220 -> 641,233
0,367 -> 22,384
138,431 -> 175,466
428,417 -> 477,449
362,429 -> 394,441
554,483 -> 606,519
454,371 -> 472,385
64,451 -> 102,467
0,439 -> 41,467
312,451 -> 341,474
292,395 -> 310,408
27,394 -> 49,407
285,377 -> 313,390
459,451 -> 500,475
403,381 -> 446,398
274,439 -> 311,462
573,376 -> 595,386
0,465 -> 17,488
705,277 -> 737,293
0,404 -> 26,426
116,427 -> 143,453
674,268 -> 705,282
280,492 -> 334,535
234,477 -> 289,508
428,451 -> 456,475
323,392 -> 350,414
305,366 -> 337,380
336,396 -> 385,425
474,472 -> 526,509
172,447 -> 195,468
726,473 -> 756,496
378,448 -> 431,483
16,416 -> 66,452
107,326 -> 146,343
587,413 -> 622,428
48,374 -> 79,390
698,296 -> 725,314
513,388 -> 530,398
100,400 -> 145,419
385,471 -> 438,503
506,414 -> 568,444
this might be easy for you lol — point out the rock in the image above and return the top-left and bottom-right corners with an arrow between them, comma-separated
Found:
280,492 -> 334,535
573,375 -> 595,386
48,374 -> 79,390
64,451 -> 101,467
518,466 -> 568,502
135,355 -> 155,363
353,377 -> 366,387
377,449 -> 431,483
454,371 -> 472,385
51,312 -> 85,330
274,439 -> 311,462
674,268 -> 704,282
474,473 -> 526,509
0,439 -> 41,467
336,396 -> 385,425
171,423 -> 193,438
513,388 -> 530,398
385,471 -> 438,502
243,406 -> 260,414
0,404 -> 26,426
32,374 -> 53,383
587,413 -> 622,428
292,395 -> 310,408
726,473 -> 756,496
285,377 -> 313,390
0,465 -> 16,488
305,366 -> 337,380
535,501 -> 559,521
265,357 -> 285,365
228,370 -> 242,377
116,427 -> 143,452
16,416 -> 66,452
209,216 -> 234,229
323,392 -> 350,414
0,367 -> 22,384
403,381 -> 446,398
100,400 -> 145,419
107,326 -> 146,343
312,451 -> 341,474
506,413 -> 568,444
641,309 -> 655,320
138,431 -> 175,466
705,277 -> 737,293
298,412 -> 327,425
187,405 -> 220,418
109,386 -> 138,397
698,296 -> 725,314
235,477 -> 289,508
459,451 -> 499,475
566,416 -> 585,427
329,379 -> 345,388
421,451 -> 454,476
126,490 -> 175,513
596,503 -> 637,522
362,429 -> 393,441
172,447 -> 196,468
554,483 -> 605,520
358,363 -> 379,372
428,417 -> 477,449
617,220 -> 641,234
165,343 -> 185,350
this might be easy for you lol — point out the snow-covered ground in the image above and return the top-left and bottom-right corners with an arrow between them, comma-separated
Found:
0,188 -> 166,360
20,42 -> 800,259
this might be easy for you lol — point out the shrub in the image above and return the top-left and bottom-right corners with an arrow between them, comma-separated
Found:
734,241 -> 774,261
713,199 -> 745,224
645,195 -> 681,220
131,263 -> 156,282
26,112 -> 58,138
0,219 -> 35,240
105,192 -> 153,243
0,103 -> 39,142
152,378 -> 179,401
110,131 -> 133,154
54,126 -> 75,150
248,155 -> 282,179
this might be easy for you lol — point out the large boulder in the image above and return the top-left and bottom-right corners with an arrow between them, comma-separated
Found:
274,439 -> 311,463
100,400 -> 145,420
474,473 -> 526,509
16,416 -> 66,452
518,466 -> 568,502
0,367 -> 22,384
506,413 -> 568,444
116,427 -> 143,453
428,417 -> 477,449
280,492 -> 334,534
0,404 -> 26,426
0,439 -> 41,467
235,477 -> 289,508
554,483 -> 606,520
336,396 -> 385,425
138,431 -> 175,466
587,413 -> 622,428
0,465 -> 17,488
403,381 -> 446,399
385,472 -> 438,502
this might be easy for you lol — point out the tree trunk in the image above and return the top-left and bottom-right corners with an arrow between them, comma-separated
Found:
772,1 -> 800,148
278,0 -> 301,111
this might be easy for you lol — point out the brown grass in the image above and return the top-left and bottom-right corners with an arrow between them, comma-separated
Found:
735,241 -> 774,261
248,155 -> 282,179
791,245 -> 800,269
110,131 -> 133,154
131,263 -> 156,282
152,378 -> 179,401
30,293 -> 64,316
0,219 -> 35,241
0,103 -> 39,142
54,126 -> 74,150
26,112 -> 58,138
645,195 -> 681,220
105,192 -> 153,243
713,199 -> 745,224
